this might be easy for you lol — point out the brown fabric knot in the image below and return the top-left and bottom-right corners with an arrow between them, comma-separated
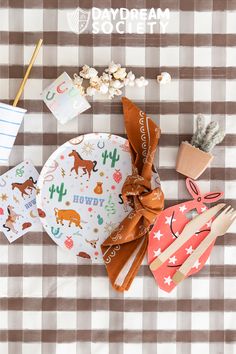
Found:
101,97 -> 165,292
122,174 -> 164,225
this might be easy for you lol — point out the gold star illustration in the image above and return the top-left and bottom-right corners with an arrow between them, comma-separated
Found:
0,193 -> 8,202
13,196 -> 20,204
82,142 -> 95,156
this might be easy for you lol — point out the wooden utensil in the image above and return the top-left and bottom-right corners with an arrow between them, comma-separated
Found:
173,205 -> 236,284
13,39 -> 43,107
149,203 -> 225,272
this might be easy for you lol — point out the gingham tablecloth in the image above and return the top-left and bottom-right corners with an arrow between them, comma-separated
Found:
0,1 -> 236,353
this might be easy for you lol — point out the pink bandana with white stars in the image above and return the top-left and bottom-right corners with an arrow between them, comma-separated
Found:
148,178 -> 223,292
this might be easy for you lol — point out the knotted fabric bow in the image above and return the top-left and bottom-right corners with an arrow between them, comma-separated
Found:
101,97 -> 164,292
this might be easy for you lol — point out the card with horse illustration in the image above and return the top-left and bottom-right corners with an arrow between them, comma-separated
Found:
0,160 -> 40,242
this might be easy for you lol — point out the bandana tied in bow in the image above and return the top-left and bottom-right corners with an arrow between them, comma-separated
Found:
101,97 -> 164,292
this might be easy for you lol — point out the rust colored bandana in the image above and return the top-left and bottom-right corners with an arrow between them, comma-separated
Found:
101,97 -> 164,292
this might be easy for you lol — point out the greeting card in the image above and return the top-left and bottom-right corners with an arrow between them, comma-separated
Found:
42,72 -> 91,124
0,160 -> 40,242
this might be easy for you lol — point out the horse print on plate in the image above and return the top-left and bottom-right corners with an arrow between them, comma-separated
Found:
36,133 -> 137,262
0,160 -> 40,242
36,133 -> 158,262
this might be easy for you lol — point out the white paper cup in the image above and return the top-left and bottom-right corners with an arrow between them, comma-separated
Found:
0,102 -> 26,165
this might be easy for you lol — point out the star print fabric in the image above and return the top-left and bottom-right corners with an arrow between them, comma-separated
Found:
148,178 -> 223,292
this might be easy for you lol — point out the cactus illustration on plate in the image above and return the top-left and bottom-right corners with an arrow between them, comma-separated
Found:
49,184 -> 56,199
102,148 -> 120,168
49,182 -> 67,202
56,182 -> 67,201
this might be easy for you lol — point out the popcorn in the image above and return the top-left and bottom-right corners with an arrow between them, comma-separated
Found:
76,85 -> 85,96
73,73 -> 83,86
135,76 -> 149,87
100,83 -> 109,94
101,72 -> 111,83
157,71 -> 171,84
108,87 -> 116,99
111,80 -> 124,89
90,75 -> 101,90
113,67 -> 127,80
73,74 -> 85,95
86,86 -> 97,96
73,62 -> 149,100
108,87 -> 122,99
127,71 -> 135,81
80,65 -> 98,79
124,71 -> 136,87
106,61 -> 120,74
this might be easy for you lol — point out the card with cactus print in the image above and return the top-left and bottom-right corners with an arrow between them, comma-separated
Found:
37,133 -> 153,262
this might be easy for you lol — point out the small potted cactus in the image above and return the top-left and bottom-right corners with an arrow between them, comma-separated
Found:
176,114 -> 225,179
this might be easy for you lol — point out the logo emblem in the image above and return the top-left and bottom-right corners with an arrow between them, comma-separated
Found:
67,7 -> 90,34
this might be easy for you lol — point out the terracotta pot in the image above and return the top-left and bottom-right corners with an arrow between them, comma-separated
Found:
176,142 -> 214,180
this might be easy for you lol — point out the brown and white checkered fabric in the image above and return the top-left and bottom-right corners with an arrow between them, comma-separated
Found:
0,1 -> 236,353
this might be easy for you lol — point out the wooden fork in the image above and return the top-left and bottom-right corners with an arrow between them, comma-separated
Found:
173,205 -> 236,285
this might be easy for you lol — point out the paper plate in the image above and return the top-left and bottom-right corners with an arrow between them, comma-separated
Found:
36,133 -> 133,262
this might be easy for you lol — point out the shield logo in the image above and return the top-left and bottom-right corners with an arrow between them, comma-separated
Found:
67,7 -> 91,34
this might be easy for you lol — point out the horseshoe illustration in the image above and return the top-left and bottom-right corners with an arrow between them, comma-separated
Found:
97,141 -> 105,149
69,135 -> 84,145
69,87 -> 79,97
51,227 -> 63,239
46,91 -> 56,101
0,179 -> 6,187
56,81 -> 67,94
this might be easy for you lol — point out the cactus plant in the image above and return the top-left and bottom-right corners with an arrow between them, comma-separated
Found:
190,114 -> 225,152
190,114 -> 205,148
102,148 -> 120,167
56,182 -> 67,202
49,184 -> 56,199
176,114 -> 226,179
102,150 -> 109,165
109,148 -> 120,167
49,182 -> 67,202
